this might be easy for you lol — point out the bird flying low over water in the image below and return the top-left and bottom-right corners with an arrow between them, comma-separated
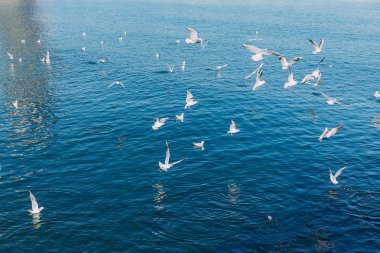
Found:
227,120 -> 240,135
245,63 -> 264,79
193,141 -> 205,150
185,91 -> 198,109
181,60 -> 186,71
309,38 -> 324,54
278,56 -> 303,70
319,125 -> 343,142
242,44 -> 282,62
97,57 -> 110,63
108,81 -> 125,88
159,142 -> 183,171
41,50 -> 50,64
253,68 -> 266,91
176,113 -> 184,122
329,166 -> 347,184
284,71 -> 298,89
7,52 -> 14,60
185,27 -> 204,44
152,117 -> 169,131
167,64 -> 174,73
301,57 -> 325,86
374,91 -> 380,98
321,93 -> 342,105
28,191 -> 44,214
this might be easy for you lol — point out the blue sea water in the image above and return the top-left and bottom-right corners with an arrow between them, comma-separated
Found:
0,0 -> 379,252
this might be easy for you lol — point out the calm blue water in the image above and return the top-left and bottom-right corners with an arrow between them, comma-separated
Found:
0,0 -> 379,252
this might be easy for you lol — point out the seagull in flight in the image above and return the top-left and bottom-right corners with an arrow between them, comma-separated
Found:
193,141 -> 205,150
13,101 -> 18,109
253,68 -> 266,91
308,38 -> 324,54
181,60 -> 186,71
108,81 -> 125,88
284,71 -> 298,89
245,63 -> 264,79
156,52 -> 159,60
185,27 -> 204,44
176,113 -> 184,122
81,46 -> 86,52
227,120 -> 240,135
28,191 -> 44,214
167,64 -> 174,73
97,57 -> 110,63
176,39 -> 181,44
301,57 -> 325,86
37,39 -> 41,45
319,125 -> 343,142
242,44 -> 282,62
159,142 -> 183,171
329,166 -> 347,184
278,56 -> 303,70
185,91 -> 198,109
321,93 -> 342,105
374,91 -> 380,98
7,52 -> 14,60
152,117 -> 169,131
41,50 -> 50,64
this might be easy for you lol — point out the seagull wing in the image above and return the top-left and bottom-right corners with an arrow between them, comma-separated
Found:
230,120 -> 236,131
186,91 -> 193,103
319,38 -> 324,49
165,141 -> 170,165
29,191 -> 39,211
159,117 -> 169,123
171,159 -> 183,166
288,71 -> 295,83
334,166 -> 347,178
242,44 -> 261,54
321,92 -> 330,99
308,39 -> 319,50
279,56 -> 287,67
245,63 -> 264,79
317,57 -> 326,69
290,57 -> 303,64
301,74 -> 313,83
187,27 -> 198,41
319,127 -> 328,141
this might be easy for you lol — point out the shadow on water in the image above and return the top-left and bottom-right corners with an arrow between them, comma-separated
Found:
0,0 -> 57,154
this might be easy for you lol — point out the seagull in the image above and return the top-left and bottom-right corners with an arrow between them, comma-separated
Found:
108,81 -> 125,88
329,166 -> 347,184
21,39 -> 25,44
19,58 -> 22,63
318,127 -> 328,142
181,60 -> 186,71
118,36 -> 123,42
284,71 -> 298,89
159,142 -> 183,171
267,216 -> 272,221
321,93 -> 342,105
185,27 -> 204,44
82,32 -> 86,37
248,31 -> 263,41
227,120 -> 240,135
176,39 -> 181,44
176,113 -> 184,122
245,63 -> 264,79
124,31 -> 127,37
278,56 -> 303,70
253,68 -> 265,91
167,64 -> 174,73
100,40 -> 104,47
28,191 -> 44,214
156,52 -> 159,60
37,39 -> 41,45
193,141 -> 205,150
81,46 -> 86,52
97,57 -> 110,63
7,52 -> 14,60
152,117 -> 169,131
41,50 -> 50,64
13,100 -> 18,109
242,44 -> 282,62
213,64 -> 228,77
185,91 -> 198,109
309,38 -> 324,54
374,91 -> 380,98
325,125 -> 343,138
301,57 -> 325,86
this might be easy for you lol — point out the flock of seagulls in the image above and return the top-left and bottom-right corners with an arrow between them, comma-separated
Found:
4,25 -> 379,218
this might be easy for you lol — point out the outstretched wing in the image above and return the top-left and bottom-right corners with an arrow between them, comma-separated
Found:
242,44 -> 261,54
165,141 -> 170,165
319,38 -> 324,49
334,166 -> 347,178
186,91 -> 193,103
29,191 -> 39,211
290,57 -> 303,64
308,39 -> 319,50
187,27 -> 198,41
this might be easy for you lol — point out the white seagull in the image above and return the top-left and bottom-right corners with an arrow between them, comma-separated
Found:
242,44 -> 282,62
41,50 -> 50,64
176,113 -> 184,122
108,81 -> 125,88
159,142 -> 183,171
284,71 -> 298,89
82,46 -> 86,52
321,93 -> 342,105
309,38 -> 324,54
185,91 -> 198,109
21,39 -> 25,44
7,52 -> 14,60
185,27 -> 204,44
253,68 -> 265,91
152,117 -> 169,131
181,60 -> 186,71
176,39 -> 181,44
167,64 -> 174,73
156,52 -> 159,60
374,91 -> 380,98
329,166 -> 347,184
318,127 -> 328,142
193,141 -> 205,150
97,57 -> 110,63
28,191 -> 44,214
227,120 -> 240,135
13,100 -> 18,109
245,63 -> 264,79
319,125 -> 343,141
278,56 -> 303,70
301,57 -> 325,86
